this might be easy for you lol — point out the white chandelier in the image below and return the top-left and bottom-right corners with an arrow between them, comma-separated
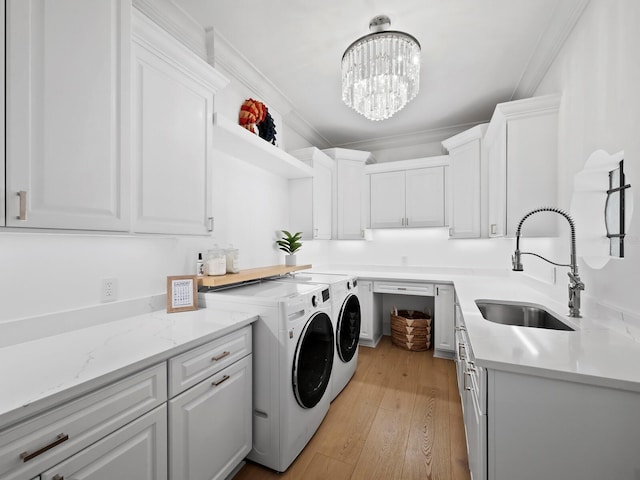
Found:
341,15 -> 421,121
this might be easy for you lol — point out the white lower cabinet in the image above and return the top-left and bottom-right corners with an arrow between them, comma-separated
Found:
434,284 -> 455,356
357,280 -> 382,347
41,405 -> 167,480
2,325 -> 253,480
169,354 -> 252,480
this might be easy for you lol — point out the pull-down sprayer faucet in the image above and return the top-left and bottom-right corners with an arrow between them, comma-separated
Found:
511,207 -> 585,318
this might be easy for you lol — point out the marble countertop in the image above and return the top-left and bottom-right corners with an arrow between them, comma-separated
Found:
311,265 -> 640,393
0,307 -> 257,429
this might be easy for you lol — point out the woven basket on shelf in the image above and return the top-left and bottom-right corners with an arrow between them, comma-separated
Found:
390,309 -> 432,351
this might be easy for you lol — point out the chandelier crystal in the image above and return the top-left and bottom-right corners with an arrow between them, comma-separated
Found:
341,15 -> 421,121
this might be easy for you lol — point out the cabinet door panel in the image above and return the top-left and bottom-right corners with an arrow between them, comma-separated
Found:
487,124 -> 507,237
449,141 -> 481,237
6,0 -> 130,230
434,284 -> 455,353
132,42 -> 213,234
406,167 -> 445,227
369,171 -> 405,228
337,160 -> 365,239
169,355 -> 252,480
313,160 -> 333,239
41,406 -> 167,480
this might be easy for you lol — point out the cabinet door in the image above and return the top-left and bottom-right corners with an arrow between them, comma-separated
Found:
406,167 -> 445,227
313,160 -> 333,239
358,281 -> 373,342
6,0 -> 131,230
288,177 -> 314,240
337,159 -> 365,239
0,0 -> 5,227
369,171 -> 406,228
41,405 -> 167,480
434,284 -> 455,354
487,123 -> 507,237
449,140 -> 481,238
169,355 -> 252,480
132,31 -> 214,235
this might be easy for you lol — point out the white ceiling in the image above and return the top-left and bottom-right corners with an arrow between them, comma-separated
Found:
172,0 -> 588,150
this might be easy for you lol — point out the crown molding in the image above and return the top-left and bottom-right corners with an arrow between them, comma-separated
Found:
333,121 -> 485,152
441,123 -> 488,151
132,0 -> 207,59
512,0 -> 590,99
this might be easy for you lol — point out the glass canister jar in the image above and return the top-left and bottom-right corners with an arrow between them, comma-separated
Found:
207,246 -> 227,276
225,245 -> 240,273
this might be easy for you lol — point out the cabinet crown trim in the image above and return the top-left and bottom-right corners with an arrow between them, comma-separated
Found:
365,155 -> 449,174
289,147 -> 335,170
322,148 -> 373,164
132,9 -> 229,93
442,124 -> 488,151
484,94 -> 561,146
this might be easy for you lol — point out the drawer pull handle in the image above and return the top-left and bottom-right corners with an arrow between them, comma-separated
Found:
17,191 -> 27,220
212,375 -> 230,387
464,371 -> 472,391
20,433 -> 69,462
397,287 -> 406,290
211,351 -> 230,362
53,475 -> 64,480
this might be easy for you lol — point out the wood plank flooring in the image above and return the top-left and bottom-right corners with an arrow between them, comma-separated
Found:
232,336 -> 471,480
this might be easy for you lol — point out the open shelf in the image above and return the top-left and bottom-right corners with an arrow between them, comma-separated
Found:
212,114 -> 314,179
198,264 -> 312,288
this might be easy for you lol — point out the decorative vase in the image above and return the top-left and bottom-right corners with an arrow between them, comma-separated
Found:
285,255 -> 297,266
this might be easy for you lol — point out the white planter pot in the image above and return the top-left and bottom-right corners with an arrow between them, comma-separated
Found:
285,254 -> 297,266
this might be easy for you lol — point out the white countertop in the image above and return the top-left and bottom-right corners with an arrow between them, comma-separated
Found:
0,307 -> 256,429
312,265 -> 640,393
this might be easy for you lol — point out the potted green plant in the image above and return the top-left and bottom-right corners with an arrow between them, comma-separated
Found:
277,230 -> 303,266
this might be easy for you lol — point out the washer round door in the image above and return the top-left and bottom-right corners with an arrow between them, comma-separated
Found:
292,312 -> 334,409
337,294 -> 361,363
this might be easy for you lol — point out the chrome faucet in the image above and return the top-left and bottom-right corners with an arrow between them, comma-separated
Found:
511,207 -> 585,318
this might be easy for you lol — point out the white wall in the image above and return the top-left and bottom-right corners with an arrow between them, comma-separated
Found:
532,0 -> 640,319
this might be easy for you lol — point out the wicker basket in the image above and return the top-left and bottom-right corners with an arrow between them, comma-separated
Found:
390,309 -> 432,351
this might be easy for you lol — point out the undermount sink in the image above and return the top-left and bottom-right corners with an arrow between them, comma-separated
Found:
475,300 -> 575,331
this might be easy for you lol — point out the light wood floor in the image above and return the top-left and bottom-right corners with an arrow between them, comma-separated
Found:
233,336 -> 471,480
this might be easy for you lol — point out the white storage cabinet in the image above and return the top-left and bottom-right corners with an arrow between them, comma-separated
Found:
288,147 -> 334,240
323,148 -> 372,240
168,326 -> 253,480
0,364 -> 167,480
484,95 -> 560,237
357,280 -> 382,347
442,124 -> 487,238
131,11 -> 228,235
5,0 -> 132,231
433,284 -> 455,357
366,157 -> 448,229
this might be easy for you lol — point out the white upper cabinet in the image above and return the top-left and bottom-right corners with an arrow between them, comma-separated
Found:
367,157 -> 448,229
288,148 -> 334,240
442,124 -> 487,238
131,11 -> 228,235
323,148 -> 371,240
485,95 -> 560,237
6,0 -> 132,231
1,1 -> 5,227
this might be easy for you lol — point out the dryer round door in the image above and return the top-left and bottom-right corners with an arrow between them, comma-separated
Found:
292,312 -> 334,409
337,294 -> 361,363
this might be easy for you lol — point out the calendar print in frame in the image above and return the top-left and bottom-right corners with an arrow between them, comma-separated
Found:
167,275 -> 198,313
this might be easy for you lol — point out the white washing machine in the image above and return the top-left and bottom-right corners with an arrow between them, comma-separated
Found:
275,273 -> 361,401
200,280 -> 334,472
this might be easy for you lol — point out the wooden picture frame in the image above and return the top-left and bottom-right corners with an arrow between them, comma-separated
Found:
167,275 -> 198,313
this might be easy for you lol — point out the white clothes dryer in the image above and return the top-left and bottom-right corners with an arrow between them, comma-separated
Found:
200,280 -> 333,472
275,273 -> 361,401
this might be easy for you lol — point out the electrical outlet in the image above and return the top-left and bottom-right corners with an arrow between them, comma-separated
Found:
101,278 -> 118,303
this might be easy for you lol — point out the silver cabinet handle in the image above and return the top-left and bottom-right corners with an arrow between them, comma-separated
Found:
212,374 -> 230,387
20,433 -> 69,462
458,342 -> 466,360
401,217 -> 404,226
490,223 -> 497,235
406,217 -> 409,226
53,475 -> 64,480
464,370 -> 472,391
17,191 -> 27,220
211,351 -> 230,362
208,217 -> 214,232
